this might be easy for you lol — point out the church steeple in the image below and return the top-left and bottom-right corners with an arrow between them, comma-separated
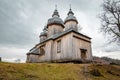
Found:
64,5 -> 78,31
47,5 -> 64,37
52,5 -> 60,17
67,4 -> 74,16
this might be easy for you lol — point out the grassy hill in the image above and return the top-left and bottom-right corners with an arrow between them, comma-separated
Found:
0,62 -> 120,80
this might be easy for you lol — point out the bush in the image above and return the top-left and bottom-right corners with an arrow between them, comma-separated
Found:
107,70 -> 120,76
90,69 -> 102,76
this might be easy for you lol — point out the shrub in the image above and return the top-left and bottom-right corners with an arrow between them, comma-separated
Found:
90,69 -> 102,76
107,70 -> 120,76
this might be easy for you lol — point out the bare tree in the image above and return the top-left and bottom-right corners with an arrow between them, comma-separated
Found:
99,0 -> 120,43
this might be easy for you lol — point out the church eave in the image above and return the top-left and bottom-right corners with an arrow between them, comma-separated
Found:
27,53 -> 39,55
47,23 -> 65,28
64,19 -> 78,24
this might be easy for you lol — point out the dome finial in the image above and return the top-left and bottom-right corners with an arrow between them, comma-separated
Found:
67,4 -> 74,16
52,5 -> 59,17
69,4 -> 71,10
55,4 -> 57,10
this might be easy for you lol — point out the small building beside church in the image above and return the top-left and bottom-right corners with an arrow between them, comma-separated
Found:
26,7 -> 92,63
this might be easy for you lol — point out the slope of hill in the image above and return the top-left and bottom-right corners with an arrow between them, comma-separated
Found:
93,56 -> 120,65
0,62 -> 120,80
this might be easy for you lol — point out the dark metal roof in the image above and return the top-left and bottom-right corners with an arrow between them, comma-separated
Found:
52,9 -> 59,17
27,47 -> 39,55
64,15 -> 78,24
47,17 -> 64,28
47,9 -> 64,28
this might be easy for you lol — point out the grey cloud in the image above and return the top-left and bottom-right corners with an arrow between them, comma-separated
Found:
102,43 -> 120,52
0,0 -> 46,48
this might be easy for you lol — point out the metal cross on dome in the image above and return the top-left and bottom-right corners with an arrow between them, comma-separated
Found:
55,4 -> 57,10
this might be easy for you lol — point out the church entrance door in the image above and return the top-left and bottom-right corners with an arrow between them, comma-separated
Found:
80,49 -> 87,62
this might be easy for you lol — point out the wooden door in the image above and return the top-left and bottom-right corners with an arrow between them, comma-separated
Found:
81,49 -> 87,62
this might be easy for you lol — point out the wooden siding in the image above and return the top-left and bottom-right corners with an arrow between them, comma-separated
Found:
27,31 -> 92,62
65,21 -> 77,30
48,24 -> 64,37
72,33 -> 92,61
52,32 -> 73,61
38,40 -> 53,62
27,54 -> 39,63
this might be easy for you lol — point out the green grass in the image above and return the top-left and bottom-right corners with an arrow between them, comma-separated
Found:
0,62 -> 120,80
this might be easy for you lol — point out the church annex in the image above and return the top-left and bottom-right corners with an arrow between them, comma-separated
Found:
26,7 -> 92,63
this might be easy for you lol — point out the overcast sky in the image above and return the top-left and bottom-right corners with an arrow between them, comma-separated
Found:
0,0 -> 120,62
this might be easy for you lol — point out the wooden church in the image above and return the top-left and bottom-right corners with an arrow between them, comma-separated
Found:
26,7 -> 92,63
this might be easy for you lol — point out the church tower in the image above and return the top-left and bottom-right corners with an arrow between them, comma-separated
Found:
64,6 -> 78,31
47,6 -> 64,37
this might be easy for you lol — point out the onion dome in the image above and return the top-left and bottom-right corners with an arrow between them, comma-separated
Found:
40,26 -> 47,37
40,31 -> 47,37
64,8 -> 78,24
47,8 -> 64,28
